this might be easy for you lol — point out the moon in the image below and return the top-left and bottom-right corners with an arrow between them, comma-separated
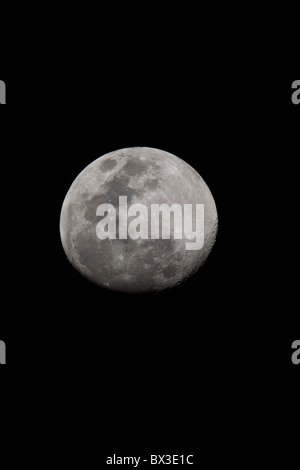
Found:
60,147 -> 218,293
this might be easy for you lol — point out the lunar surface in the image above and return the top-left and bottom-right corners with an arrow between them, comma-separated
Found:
60,147 -> 218,293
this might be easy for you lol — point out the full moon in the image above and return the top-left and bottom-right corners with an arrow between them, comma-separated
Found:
60,147 -> 218,293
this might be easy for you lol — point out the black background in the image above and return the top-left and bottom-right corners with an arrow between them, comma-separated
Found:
0,28 -> 299,465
